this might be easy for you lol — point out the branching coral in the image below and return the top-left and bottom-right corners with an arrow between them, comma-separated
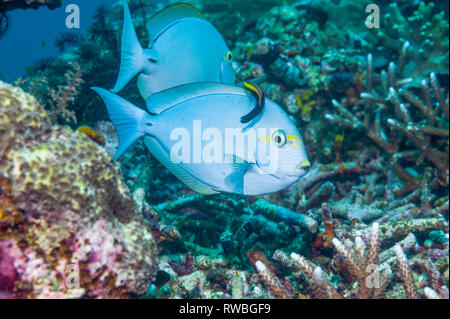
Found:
287,223 -> 392,299
254,260 -> 290,299
369,2 -> 449,81
329,223 -> 390,299
46,63 -> 83,124
270,218 -> 448,299
15,63 -> 83,125
326,48 -> 449,196
393,244 -> 417,299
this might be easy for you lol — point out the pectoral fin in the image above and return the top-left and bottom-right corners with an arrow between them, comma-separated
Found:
224,154 -> 250,194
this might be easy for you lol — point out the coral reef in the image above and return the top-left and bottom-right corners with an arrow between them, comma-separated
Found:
269,210 -> 448,299
122,1 -> 447,299
15,63 -> 83,125
326,51 -> 449,196
1,0 -> 448,300
368,2 -> 449,82
178,0 -> 291,39
0,81 -> 158,298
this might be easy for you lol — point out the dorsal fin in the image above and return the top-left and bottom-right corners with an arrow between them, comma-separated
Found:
146,3 -> 206,45
146,82 -> 246,114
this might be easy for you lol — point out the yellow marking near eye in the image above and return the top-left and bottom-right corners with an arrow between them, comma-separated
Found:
259,134 -> 303,150
297,160 -> 311,169
288,141 -> 302,149
287,134 -> 303,149
287,134 -> 301,143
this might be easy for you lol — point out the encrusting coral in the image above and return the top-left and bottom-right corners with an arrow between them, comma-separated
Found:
0,81 -> 158,298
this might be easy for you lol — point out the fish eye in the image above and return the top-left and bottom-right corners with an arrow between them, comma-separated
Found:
227,51 -> 232,61
271,130 -> 286,147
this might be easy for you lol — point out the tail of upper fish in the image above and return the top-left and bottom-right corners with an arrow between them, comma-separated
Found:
91,87 -> 152,160
112,0 -> 156,93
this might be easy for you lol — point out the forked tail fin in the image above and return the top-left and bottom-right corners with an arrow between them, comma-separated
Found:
91,87 -> 151,160
111,0 -> 149,93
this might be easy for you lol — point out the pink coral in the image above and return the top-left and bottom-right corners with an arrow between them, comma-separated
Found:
0,81 -> 158,298
0,239 -> 22,292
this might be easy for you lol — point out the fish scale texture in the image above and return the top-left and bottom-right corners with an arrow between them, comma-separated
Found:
0,81 -> 157,298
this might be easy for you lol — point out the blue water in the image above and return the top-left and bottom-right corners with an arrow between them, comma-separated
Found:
0,0 -> 118,82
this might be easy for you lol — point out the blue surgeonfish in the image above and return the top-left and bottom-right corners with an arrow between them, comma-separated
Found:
112,0 -> 235,100
92,83 -> 310,195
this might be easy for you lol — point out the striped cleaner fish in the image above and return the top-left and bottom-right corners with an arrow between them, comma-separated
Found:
92,83 -> 310,196
112,0 -> 235,100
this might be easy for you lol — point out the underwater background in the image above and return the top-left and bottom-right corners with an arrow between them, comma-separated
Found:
0,0 -> 448,299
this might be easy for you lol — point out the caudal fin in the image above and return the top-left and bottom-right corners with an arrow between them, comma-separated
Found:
111,0 -> 147,93
91,87 -> 150,160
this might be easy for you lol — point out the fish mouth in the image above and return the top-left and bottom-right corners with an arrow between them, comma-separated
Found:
296,160 -> 311,170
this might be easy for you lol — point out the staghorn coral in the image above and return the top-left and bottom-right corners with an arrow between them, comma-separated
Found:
393,244 -> 417,299
356,217 -> 448,243
1,0 -> 447,301
0,81 -> 158,298
279,223 -> 393,299
368,2 -> 449,81
254,260 -> 290,299
326,49 -> 449,196
271,218 -> 448,299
